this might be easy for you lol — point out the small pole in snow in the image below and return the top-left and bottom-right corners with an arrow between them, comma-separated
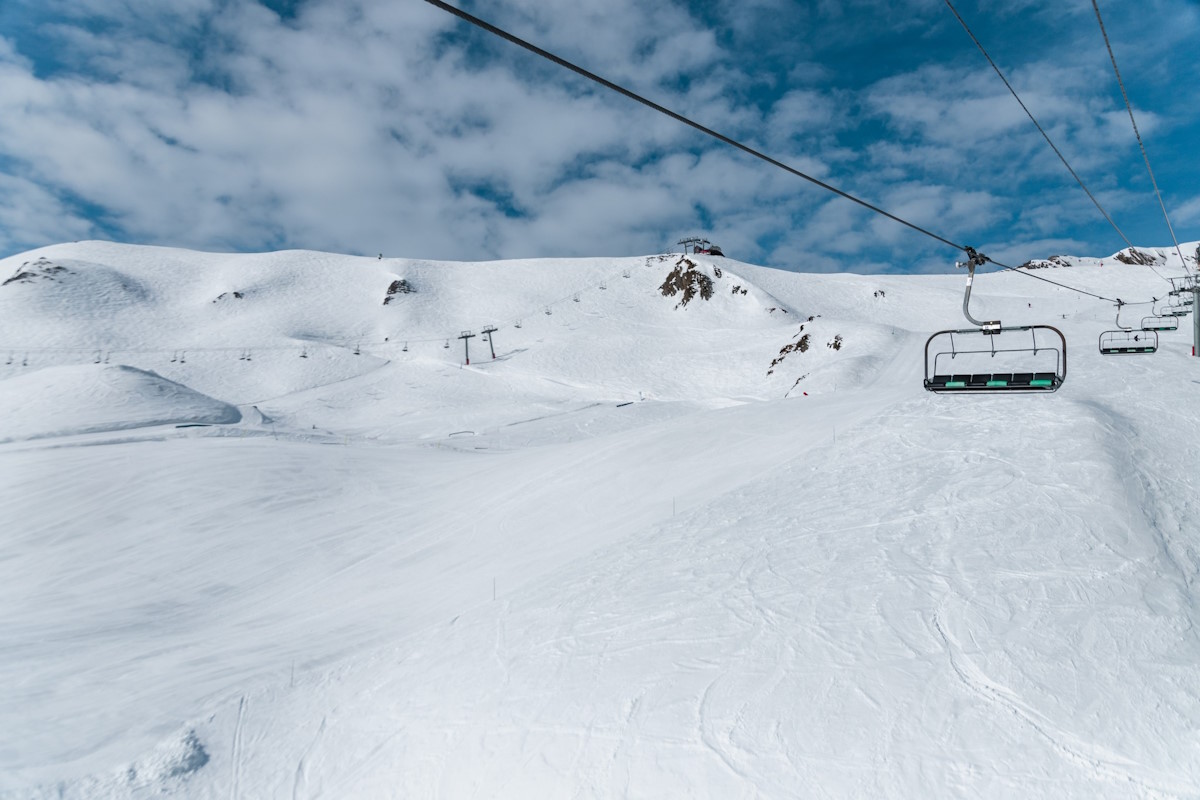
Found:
481,325 -> 498,359
458,330 -> 475,365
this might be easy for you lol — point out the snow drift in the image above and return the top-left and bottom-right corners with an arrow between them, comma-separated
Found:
0,364 -> 240,443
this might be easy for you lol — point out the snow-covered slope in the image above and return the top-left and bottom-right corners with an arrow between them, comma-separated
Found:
0,364 -> 240,443
0,241 -> 1198,799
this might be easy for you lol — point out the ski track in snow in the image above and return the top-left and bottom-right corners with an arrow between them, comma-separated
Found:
1,242 -> 1200,798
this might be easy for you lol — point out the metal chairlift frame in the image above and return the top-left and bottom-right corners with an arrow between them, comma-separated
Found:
1153,298 -> 1185,318
1099,302 -> 1156,355
1099,300 -> 1157,355
1099,329 -> 1157,354
1141,315 -> 1178,332
1167,293 -> 1194,309
923,251 -> 1066,393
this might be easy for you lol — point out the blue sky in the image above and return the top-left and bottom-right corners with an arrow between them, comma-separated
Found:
0,0 -> 1197,273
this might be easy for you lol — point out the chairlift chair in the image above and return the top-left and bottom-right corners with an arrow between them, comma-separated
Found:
923,249 -> 1066,393
1154,298 -> 1189,318
1159,295 -> 1192,317
1099,329 -> 1157,354
1140,315 -> 1177,332
1099,301 -> 1157,355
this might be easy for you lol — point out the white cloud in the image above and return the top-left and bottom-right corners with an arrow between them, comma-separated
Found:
0,0 -> 1195,270
1172,195 -> 1200,228
0,174 -> 96,256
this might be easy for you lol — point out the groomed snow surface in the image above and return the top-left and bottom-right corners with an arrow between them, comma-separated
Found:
1,242 -> 1198,798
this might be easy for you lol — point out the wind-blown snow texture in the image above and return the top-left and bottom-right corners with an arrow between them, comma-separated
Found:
1,241 -> 1198,798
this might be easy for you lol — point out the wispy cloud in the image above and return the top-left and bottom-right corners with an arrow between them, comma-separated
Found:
0,0 -> 1196,272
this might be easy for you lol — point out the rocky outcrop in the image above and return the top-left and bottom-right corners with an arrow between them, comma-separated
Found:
383,278 -> 415,305
3,257 -> 70,285
659,256 -> 714,309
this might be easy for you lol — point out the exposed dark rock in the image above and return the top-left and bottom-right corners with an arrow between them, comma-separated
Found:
3,257 -> 69,285
766,329 -> 810,375
1114,248 -> 1159,266
383,278 -> 415,305
659,256 -> 714,309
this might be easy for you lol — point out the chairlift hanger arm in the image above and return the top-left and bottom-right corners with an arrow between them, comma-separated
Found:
1114,299 -> 1132,330
957,248 -> 1001,331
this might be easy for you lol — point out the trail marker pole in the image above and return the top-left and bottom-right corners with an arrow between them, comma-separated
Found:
482,325 -> 498,359
458,330 -> 476,364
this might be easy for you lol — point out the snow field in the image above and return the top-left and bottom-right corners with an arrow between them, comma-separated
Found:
1,241 -> 1198,798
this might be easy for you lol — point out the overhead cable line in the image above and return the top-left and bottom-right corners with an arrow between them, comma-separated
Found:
1091,0 -> 1192,275
987,261 -> 1125,303
421,0 -> 962,252
422,0 -> 1155,309
943,1 -> 1134,249
940,0 -> 1156,266
942,0 -> 1167,280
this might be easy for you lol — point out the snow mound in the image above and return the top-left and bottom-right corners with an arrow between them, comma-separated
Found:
13,729 -> 210,800
0,365 -> 240,443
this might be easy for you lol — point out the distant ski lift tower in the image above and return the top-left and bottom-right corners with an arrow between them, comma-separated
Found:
481,325 -> 498,359
677,236 -> 725,257
458,329 -> 476,365
1177,275 -> 1200,356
